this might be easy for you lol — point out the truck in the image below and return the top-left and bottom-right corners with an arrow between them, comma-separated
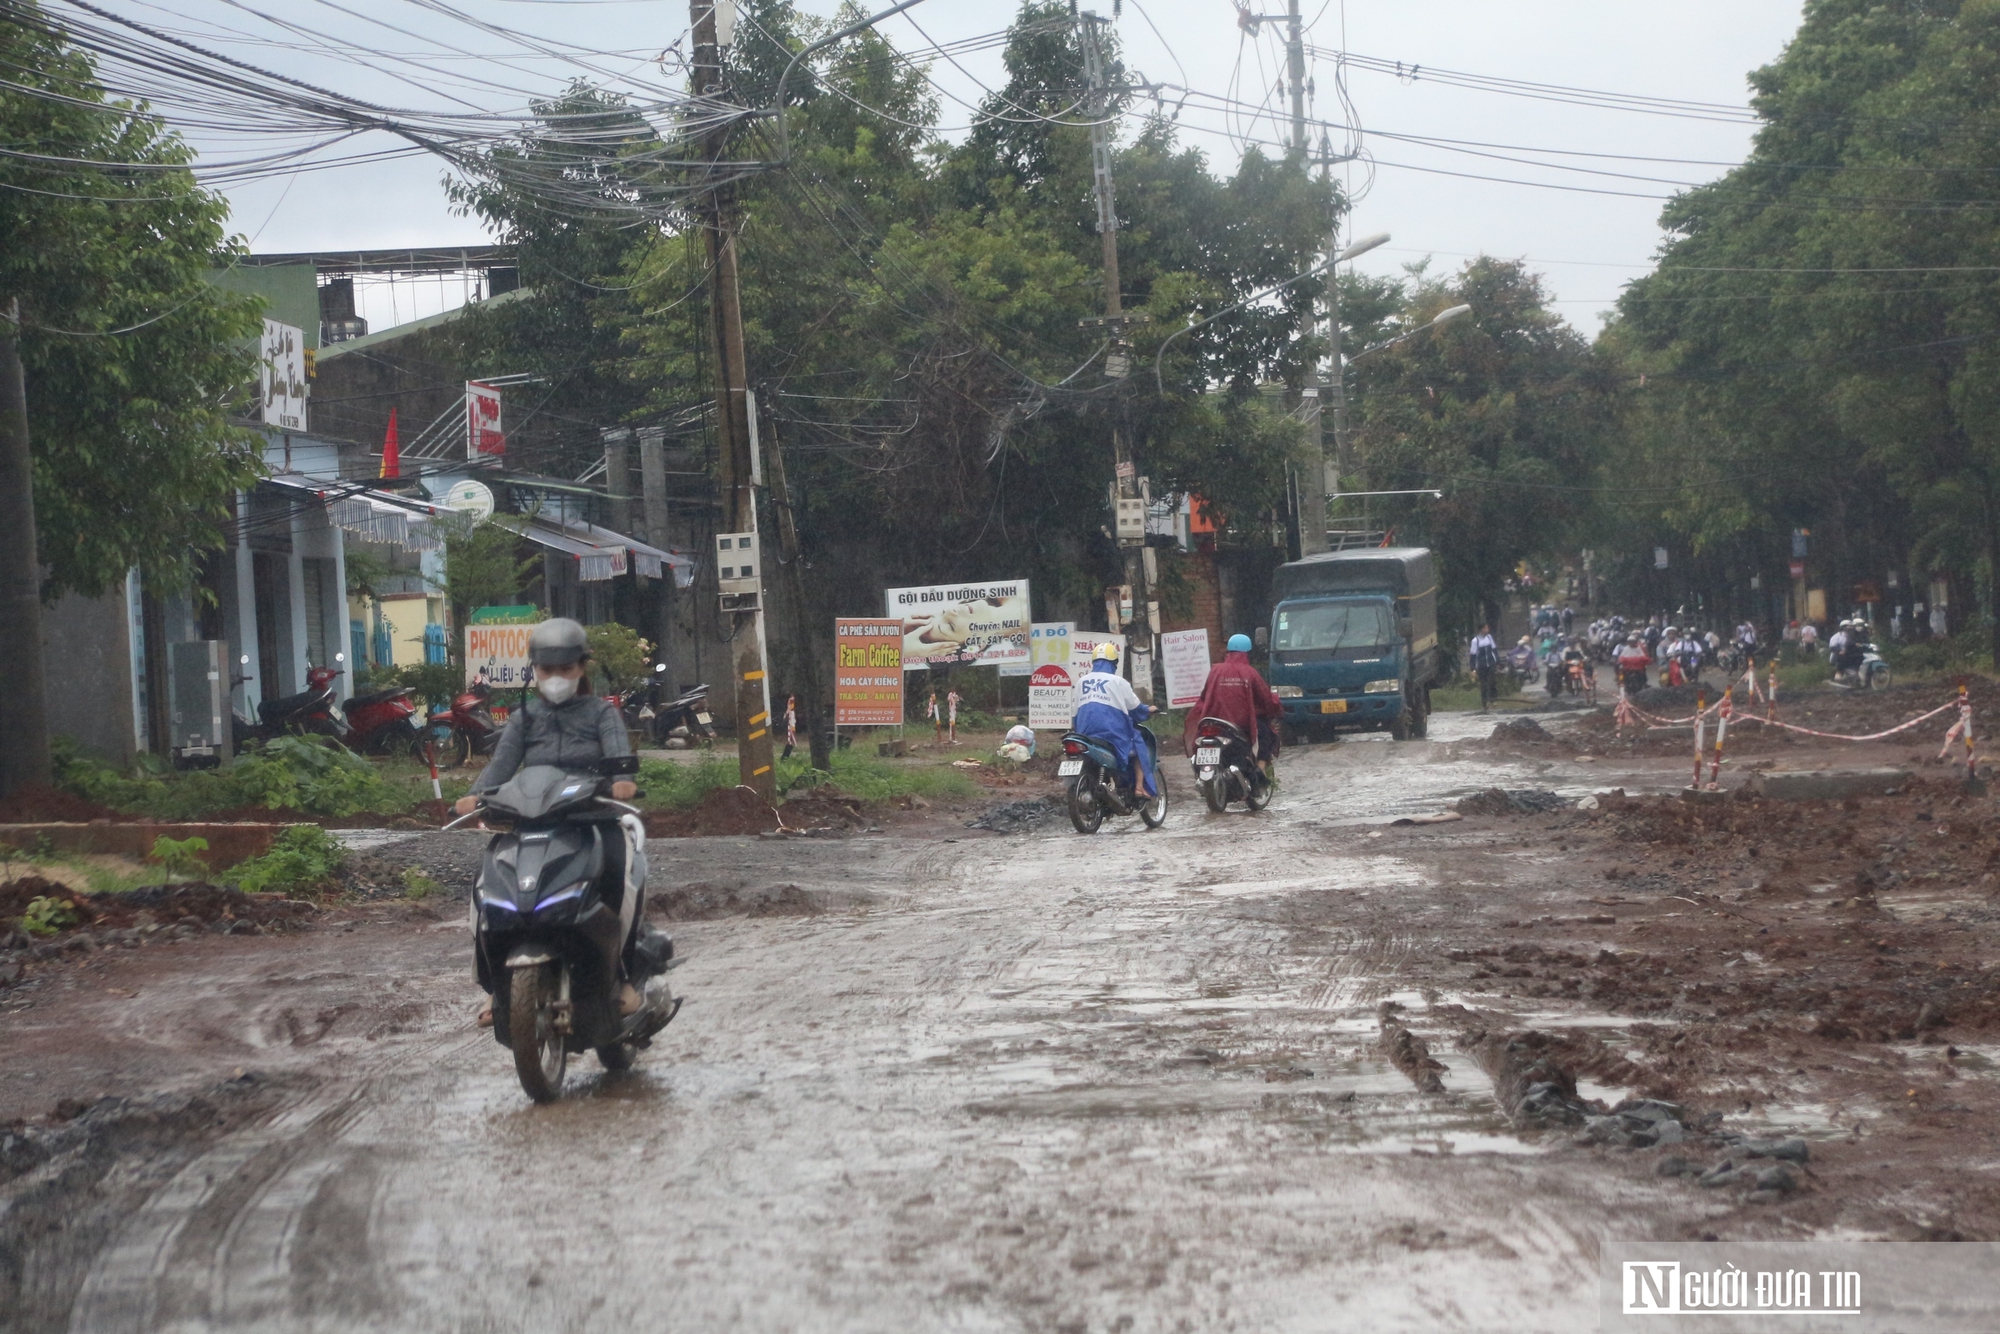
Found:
1266,547 -> 1443,742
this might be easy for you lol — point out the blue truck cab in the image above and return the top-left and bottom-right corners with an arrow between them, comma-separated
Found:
1267,547 -> 1443,741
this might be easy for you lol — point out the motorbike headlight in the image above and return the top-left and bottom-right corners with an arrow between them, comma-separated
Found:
1363,678 -> 1401,694
1273,685 -> 1304,698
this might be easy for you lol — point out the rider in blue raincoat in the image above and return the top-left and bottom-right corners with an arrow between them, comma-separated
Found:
1074,641 -> 1156,797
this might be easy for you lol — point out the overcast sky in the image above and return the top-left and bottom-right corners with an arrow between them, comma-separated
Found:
108,0 -> 1807,335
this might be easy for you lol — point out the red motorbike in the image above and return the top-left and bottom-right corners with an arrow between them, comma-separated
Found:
234,660 -> 349,750
344,683 -> 424,757
426,675 -> 504,768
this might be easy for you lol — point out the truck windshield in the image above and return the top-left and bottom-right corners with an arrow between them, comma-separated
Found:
1275,601 -> 1394,652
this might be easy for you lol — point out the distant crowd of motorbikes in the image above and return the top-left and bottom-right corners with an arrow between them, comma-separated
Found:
1501,605 -> 1893,698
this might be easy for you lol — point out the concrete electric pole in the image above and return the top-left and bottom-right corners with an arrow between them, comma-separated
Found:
0,298 -> 51,797
688,0 -> 777,802
1078,11 -> 1156,691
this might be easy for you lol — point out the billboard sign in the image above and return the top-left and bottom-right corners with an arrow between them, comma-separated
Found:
1161,628 -> 1212,709
260,319 -> 308,431
886,580 -> 1030,670
1027,663 -> 1075,731
835,618 -> 904,725
467,381 -> 504,458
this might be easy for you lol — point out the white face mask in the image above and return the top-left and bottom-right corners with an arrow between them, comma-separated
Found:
537,671 -> 578,704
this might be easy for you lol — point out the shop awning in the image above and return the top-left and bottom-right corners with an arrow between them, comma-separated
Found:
496,515 -> 695,584
263,475 -> 442,551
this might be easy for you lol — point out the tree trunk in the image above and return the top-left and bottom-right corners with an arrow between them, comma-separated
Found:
0,299 -> 51,796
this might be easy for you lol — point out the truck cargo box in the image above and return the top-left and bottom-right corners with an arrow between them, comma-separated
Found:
1272,548 -> 1438,660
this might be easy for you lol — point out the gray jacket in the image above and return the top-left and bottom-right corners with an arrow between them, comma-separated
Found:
473,693 -> 630,793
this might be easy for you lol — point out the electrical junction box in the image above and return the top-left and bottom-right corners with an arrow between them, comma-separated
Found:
715,531 -> 761,596
169,639 -> 232,768
1115,498 -> 1147,545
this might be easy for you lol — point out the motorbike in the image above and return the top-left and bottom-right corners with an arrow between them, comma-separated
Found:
1189,716 -> 1272,814
1059,726 -> 1167,834
453,754 -> 679,1103
1565,656 -> 1596,704
426,676 -> 504,768
638,673 -> 716,748
344,683 -> 423,757
1507,643 -> 1539,685
1832,642 -> 1893,691
232,656 -> 348,750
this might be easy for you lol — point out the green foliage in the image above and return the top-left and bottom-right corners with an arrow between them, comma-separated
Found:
386,661 -> 465,712
401,866 -> 443,901
775,748 -> 979,803
20,896 -> 78,937
2,4 -> 266,601
54,734 -> 407,819
1606,0 -> 2000,661
148,835 -> 209,878
635,756 -> 741,810
586,623 -> 651,692
229,826 -> 347,897
433,515 -> 539,660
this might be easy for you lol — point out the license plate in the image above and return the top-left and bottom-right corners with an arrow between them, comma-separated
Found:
1194,747 -> 1221,766
1057,759 -> 1083,776
1320,699 -> 1347,714
695,712 -> 711,725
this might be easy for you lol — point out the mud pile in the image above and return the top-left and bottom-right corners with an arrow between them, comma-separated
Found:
1,878 -> 317,944
965,797 -> 1062,834
642,786 -> 783,838
648,880 -> 830,919
1455,788 -> 1570,816
0,785 -> 129,823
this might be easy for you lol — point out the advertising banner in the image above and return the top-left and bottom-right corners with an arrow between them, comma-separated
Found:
835,618 -> 905,725
1027,663 -> 1075,731
466,623 -> 534,688
260,319 -> 308,431
886,580 -> 1030,670
1161,628 -> 1212,709
1068,630 -> 1125,678
467,381 -> 505,458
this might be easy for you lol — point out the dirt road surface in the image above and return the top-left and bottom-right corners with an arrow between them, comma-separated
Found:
6,702 -> 1997,1332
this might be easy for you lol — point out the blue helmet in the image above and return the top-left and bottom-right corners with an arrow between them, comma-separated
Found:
1227,633 -> 1253,653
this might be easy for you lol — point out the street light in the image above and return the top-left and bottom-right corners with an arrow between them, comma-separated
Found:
1346,303 -> 1471,365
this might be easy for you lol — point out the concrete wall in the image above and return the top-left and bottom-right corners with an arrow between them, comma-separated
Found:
41,586 -> 139,768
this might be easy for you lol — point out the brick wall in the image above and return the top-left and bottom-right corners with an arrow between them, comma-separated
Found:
1162,547 -> 1225,661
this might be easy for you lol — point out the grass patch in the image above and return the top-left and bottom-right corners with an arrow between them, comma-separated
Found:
401,866 -> 443,900
779,749 -> 978,802
55,735 -> 410,820
1430,680 -> 1527,712
1775,659 -> 1832,692
636,755 -> 742,809
227,826 -> 347,897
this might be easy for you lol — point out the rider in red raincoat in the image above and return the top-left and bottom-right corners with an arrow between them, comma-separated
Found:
1182,634 -> 1284,771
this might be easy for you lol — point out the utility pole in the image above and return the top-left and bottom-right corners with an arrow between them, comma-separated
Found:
1078,11 -> 1155,691
0,298 -> 51,796
1284,0 -> 1329,556
688,0 -> 776,802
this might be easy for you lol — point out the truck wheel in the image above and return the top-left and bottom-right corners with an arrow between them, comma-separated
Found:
1390,710 -> 1411,742
1411,697 -> 1429,739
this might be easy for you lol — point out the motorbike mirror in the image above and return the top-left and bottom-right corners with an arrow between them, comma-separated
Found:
1397,618 -> 1415,640
593,755 -> 640,777
1252,627 -> 1269,649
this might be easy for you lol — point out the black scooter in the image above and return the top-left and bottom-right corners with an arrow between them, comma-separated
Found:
1058,727 -> 1168,834
1189,716 -> 1272,814
452,755 -> 678,1102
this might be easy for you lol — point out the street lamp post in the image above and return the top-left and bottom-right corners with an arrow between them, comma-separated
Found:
1329,302 -> 1470,547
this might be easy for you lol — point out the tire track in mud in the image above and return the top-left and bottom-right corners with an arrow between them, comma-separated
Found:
65,1029 -> 485,1333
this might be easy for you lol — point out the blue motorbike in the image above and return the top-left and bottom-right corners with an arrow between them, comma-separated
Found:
1058,726 -> 1168,834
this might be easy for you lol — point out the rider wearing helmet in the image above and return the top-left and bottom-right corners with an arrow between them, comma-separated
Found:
455,618 -> 657,1022
1074,641 -> 1157,798
1185,632 -> 1284,775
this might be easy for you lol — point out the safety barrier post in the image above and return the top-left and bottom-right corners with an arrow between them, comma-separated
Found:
1708,688 -> 1731,789
1767,661 -> 1778,723
1692,688 -> 1707,789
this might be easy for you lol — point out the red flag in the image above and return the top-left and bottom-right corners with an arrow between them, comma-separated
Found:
380,407 -> 400,479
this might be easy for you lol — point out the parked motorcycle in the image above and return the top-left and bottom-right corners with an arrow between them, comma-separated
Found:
426,676 -> 504,768
453,755 -> 679,1103
344,683 -> 423,757
1059,727 -> 1167,834
1189,716 -> 1271,814
651,676 -> 717,748
232,655 -> 348,750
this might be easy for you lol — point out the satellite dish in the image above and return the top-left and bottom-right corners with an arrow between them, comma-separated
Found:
444,479 -> 495,519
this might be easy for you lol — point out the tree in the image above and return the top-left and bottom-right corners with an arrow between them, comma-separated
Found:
434,516 -> 539,663
1,2 -> 265,602
1611,0 -> 2000,660
1347,259 -> 1617,634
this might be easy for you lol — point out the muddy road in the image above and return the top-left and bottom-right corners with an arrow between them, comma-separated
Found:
7,706 -> 1999,1332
